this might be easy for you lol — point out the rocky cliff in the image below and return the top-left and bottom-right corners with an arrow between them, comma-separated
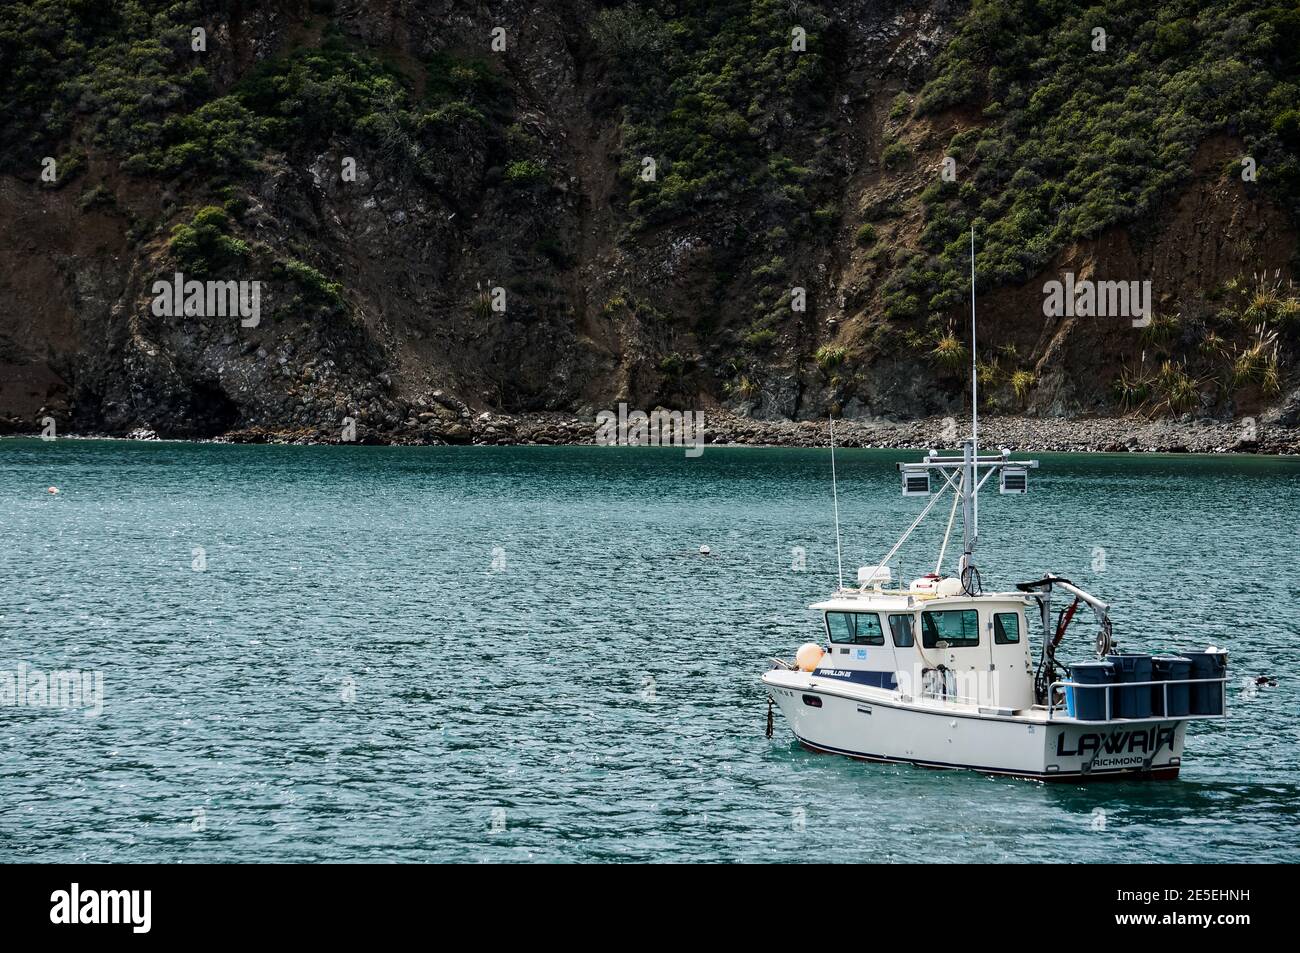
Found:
2,0 -> 1299,443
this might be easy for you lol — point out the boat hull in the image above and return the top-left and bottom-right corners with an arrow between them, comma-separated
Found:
766,675 -> 1187,781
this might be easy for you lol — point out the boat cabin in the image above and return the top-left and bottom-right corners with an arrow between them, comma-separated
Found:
809,583 -> 1036,711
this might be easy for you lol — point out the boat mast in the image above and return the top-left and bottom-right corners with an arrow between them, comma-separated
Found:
890,226 -> 1037,590
962,226 -> 978,576
830,416 -> 844,591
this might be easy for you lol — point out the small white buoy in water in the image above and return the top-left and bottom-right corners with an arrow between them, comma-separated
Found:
796,643 -> 825,672
47,486 -> 59,495
699,545 -> 711,556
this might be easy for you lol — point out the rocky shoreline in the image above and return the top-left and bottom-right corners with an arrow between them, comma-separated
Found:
237,411 -> 1298,453
10,410 -> 1297,454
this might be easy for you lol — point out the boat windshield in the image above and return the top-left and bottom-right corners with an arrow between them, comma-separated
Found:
826,611 -> 885,645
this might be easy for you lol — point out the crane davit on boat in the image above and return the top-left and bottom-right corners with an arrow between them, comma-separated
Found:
761,228 -> 1228,781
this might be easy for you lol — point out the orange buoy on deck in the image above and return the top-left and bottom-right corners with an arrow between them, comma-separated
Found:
795,643 -> 824,672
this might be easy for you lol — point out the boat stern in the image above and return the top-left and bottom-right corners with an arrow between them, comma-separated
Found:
1041,717 -> 1187,780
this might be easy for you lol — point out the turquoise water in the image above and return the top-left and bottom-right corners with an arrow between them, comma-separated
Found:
0,438 -> 1297,863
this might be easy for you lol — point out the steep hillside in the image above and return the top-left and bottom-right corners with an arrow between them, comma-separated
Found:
1,0 -> 1298,441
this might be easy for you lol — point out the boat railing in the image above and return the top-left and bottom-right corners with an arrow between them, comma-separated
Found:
1046,675 -> 1230,722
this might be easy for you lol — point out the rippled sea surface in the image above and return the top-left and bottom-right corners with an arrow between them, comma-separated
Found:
1,438 -> 1297,863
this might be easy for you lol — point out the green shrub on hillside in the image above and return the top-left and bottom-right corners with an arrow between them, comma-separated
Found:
274,257 -> 344,307
904,0 -> 1300,317
592,0 -> 837,231
504,159 -> 547,188
881,140 -> 911,170
168,205 -> 249,272
0,7 -> 508,183
0,1 -> 202,164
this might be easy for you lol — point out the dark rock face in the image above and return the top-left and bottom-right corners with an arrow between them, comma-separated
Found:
0,0 -> 1296,443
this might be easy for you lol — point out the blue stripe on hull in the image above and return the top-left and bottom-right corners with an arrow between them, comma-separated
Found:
811,668 -> 897,689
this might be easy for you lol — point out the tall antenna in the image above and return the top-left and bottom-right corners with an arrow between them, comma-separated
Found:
969,224 -> 979,546
895,226 -> 1039,588
830,416 -> 844,591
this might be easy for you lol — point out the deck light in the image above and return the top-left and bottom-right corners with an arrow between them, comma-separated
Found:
901,472 -> 931,496
999,466 -> 1028,494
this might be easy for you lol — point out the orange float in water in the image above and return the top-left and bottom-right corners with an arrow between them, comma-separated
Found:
795,642 -> 824,672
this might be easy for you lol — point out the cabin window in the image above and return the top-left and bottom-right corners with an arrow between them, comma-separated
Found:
825,612 -> 885,646
921,609 -> 980,648
888,614 -> 915,648
994,612 -> 1021,644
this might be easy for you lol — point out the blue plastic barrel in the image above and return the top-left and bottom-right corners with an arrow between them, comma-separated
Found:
1184,650 -> 1228,715
1068,660 -> 1115,721
1151,655 -> 1191,716
1106,654 -> 1153,718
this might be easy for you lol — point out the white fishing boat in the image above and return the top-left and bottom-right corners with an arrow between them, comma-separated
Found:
762,231 -> 1228,781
